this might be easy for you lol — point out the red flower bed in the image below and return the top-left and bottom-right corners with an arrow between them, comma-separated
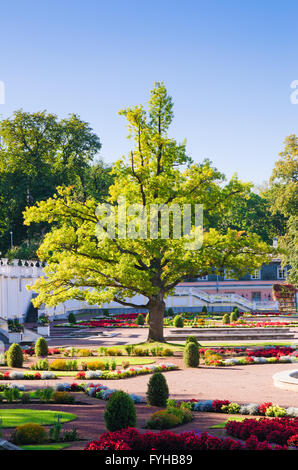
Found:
288,434 -> 298,448
258,402 -> 273,415
226,417 -> 298,445
23,347 -> 60,356
247,347 -> 294,358
85,428 -> 286,451
211,400 -> 230,412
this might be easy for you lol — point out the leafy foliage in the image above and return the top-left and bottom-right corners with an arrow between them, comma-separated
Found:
23,83 -> 273,341
104,391 -> 137,431
7,343 -> 24,368
146,372 -> 169,406
183,342 -> 200,367
35,337 -> 48,357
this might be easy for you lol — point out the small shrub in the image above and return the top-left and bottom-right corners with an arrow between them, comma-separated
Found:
35,337 -> 48,357
7,343 -> 23,368
78,349 -> 92,357
30,358 -> 49,371
4,388 -> 21,402
173,315 -> 184,328
68,312 -> 76,324
146,410 -> 180,429
12,423 -> 47,444
49,359 -> 68,371
146,372 -> 169,406
167,308 -> 174,316
230,312 -> 238,323
201,306 -> 208,314
134,347 -> 149,356
136,314 -> 145,326
185,335 -> 199,347
161,348 -> 174,357
125,345 -> 134,356
53,391 -> 75,404
21,392 -> 31,404
233,306 -> 240,317
86,360 -> 105,371
183,342 -> 199,368
222,313 -> 230,324
104,391 -> 137,431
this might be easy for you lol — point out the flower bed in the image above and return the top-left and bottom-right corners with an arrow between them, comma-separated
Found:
0,371 -> 57,380
226,417 -> 298,446
84,428 -> 287,450
75,363 -> 178,380
177,398 -> 298,418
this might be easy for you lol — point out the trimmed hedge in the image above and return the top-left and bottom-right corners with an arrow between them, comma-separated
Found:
7,343 -> 24,368
146,372 -> 169,406
35,337 -> 48,357
183,342 -> 200,368
104,391 -> 137,431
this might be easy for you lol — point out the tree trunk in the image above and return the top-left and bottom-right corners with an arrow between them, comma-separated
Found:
147,297 -> 165,342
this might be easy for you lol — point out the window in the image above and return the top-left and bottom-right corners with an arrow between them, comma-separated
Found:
252,292 -> 261,301
277,267 -> 287,279
197,275 -> 208,281
251,270 -> 261,280
224,269 -> 236,280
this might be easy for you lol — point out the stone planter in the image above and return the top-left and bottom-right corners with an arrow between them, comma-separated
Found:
37,325 -> 50,337
8,332 -> 22,343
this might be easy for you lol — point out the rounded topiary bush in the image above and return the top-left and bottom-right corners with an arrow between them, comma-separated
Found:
222,313 -> 230,324
201,306 -> 208,314
68,312 -> 76,324
185,335 -> 199,347
7,343 -> 24,368
230,311 -> 238,323
167,307 -> 174,317
183,342 -> 200,368
136,314 -> 145,326
12,423 -> 47,445
173,315 -> 184,328
35,337 -> 48,357
233,307 -> 240,317
146,372 -> 169,406
104,391 -> 137,431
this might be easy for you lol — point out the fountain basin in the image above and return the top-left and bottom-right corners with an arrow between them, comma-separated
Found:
273,369 -> 298,392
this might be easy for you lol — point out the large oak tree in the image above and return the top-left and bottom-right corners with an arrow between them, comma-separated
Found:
24,83 -> 272,341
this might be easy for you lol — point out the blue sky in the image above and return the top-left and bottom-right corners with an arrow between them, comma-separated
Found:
1,0 -> 298,185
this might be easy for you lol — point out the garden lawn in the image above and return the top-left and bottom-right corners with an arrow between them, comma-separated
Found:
209,416 -> 263,429
109,341 -> 184,352
0,409 -> 77,428
20,443 -> 71,450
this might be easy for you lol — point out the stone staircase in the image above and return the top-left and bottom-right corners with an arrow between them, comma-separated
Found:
165,327 -> 295,342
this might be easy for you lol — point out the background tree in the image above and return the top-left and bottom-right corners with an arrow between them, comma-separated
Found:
0,110 -> 109,256
24,83 -> 273,341
266,135 -> 298,286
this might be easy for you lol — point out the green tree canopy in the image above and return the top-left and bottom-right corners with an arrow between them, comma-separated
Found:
0,110 -> 106,255
267,135 -> 298,286
24,83 -> 273,341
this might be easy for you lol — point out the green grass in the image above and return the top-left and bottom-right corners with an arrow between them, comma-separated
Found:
109,341 -> 184,352
209,415 -> 263,429
20,443 -> 71,450
209,416 -> 245,429
0,409 -> 77,428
